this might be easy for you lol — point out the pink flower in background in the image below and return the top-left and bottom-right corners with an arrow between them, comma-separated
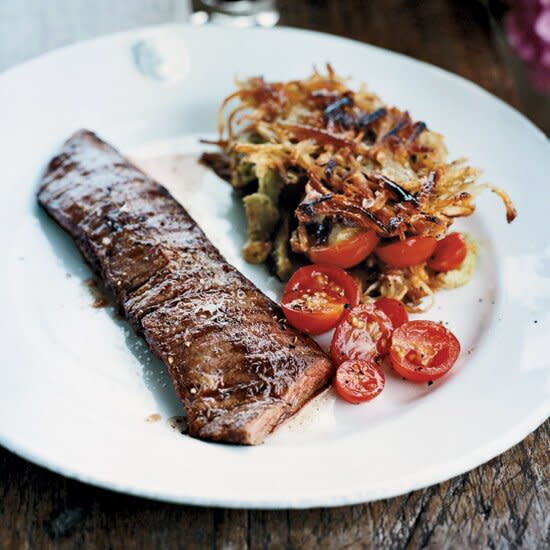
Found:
505,0 -> 550,92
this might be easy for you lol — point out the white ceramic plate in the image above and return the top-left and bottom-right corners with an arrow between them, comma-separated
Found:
0,24 -> 548,509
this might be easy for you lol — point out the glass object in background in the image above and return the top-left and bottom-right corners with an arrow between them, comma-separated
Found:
486,0 -> 550,135
190,0 -> 279,27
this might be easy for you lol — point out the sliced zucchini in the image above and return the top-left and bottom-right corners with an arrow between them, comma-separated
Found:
230,153 -> 257,189
258,169 -> 283,203
242,183 -> 280,264
271,214 -> 293,281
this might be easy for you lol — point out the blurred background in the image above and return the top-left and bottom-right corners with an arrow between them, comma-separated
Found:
1,0 -> 548,135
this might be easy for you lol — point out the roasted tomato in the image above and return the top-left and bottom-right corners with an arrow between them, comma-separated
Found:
334,359 -> 385,403
281,265 -> 360,335
330,303 -> 393,364
427,232 -> 467,272
375,236 -> 437,268
390,320 -> 460,382
374,297 -> 409,329
309,228 -> 380,269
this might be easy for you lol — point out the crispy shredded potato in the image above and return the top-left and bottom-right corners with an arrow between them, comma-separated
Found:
207,66 -> 516,305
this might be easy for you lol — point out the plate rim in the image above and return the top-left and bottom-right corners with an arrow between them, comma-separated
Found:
2,397 -> 548,509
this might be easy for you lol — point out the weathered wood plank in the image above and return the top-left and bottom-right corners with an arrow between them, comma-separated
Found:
278,0 -> 519,108
0,421 -> 548,548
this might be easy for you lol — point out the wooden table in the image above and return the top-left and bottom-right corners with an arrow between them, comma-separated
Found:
1,1 -> 548,548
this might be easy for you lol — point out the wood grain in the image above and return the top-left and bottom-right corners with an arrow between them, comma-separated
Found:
278,0 -> 519,107
0,1 -> 548,548
1,422 -> 548,548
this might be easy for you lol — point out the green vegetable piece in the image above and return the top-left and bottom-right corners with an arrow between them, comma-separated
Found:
271,214 -> 293,281
230,154 -> 256,189
229,133 -> 266,189
241,169 -> 283,264
258,169 -> 283,203
242,193 -> 279,264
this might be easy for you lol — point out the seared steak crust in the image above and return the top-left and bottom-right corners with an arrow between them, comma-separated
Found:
37,130 -> 333,445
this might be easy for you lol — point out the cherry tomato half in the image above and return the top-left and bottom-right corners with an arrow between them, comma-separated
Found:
334,359 -> 385,404
375,236 -> 437,268
390,320 -> 460,382
374,297 -> 409,329
285,264 -> 361,304
330,303 -> 393,364
309,229 -> 380,269
427,232 -> 467,272
281,265 -> 360,335
282,290 -> 346,335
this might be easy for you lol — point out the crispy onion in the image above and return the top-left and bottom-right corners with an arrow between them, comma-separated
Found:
213,67 -> 516,305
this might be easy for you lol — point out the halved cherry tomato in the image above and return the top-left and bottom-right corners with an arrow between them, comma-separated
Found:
282,290 -> 347,335
330,303 -> 393,364
309,229 -> 380,269
334,359 -> 385,404
390,320 -> 460,382
281,265 -> 360,335
374,297 -> 409,329
284,264 -> 361,305
427,232 -> 467,272
375,236 -> 437,268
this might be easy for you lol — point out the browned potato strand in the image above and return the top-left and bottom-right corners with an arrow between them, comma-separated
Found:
206,66 -> 516,307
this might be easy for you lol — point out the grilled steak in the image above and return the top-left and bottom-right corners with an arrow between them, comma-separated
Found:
37,130 -> 333,445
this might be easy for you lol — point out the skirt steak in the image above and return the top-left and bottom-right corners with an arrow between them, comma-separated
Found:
37,130 -> 333,444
